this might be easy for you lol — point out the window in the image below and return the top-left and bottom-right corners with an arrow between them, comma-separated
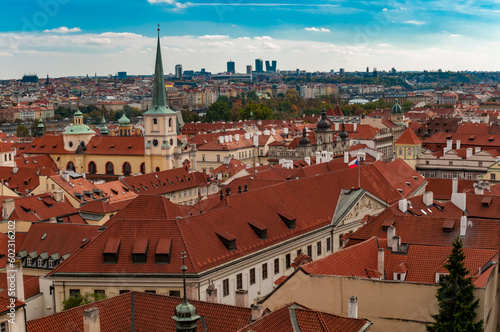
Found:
274,258 -> 280,274
66,161 -> 75,171
223,279 -> 229,297
170,138 -> 174,146
144,290 -> 156,294
69,289 -> 80,298
491,173 -> 496,180
285,254 -> 291,269
106,162 -> 114,175
152,139 -> 159,147
297,249 -> 302,256
122,162 -> 132,176
326,238 -> 331,252
307,245 -> 312,258
449,161 -> 453,166
317,241 -> 322,256
37,257 -> 44,267
119,290 -> 130,294
88,161 -> 97,174
479,162 -> 483,167
250,268 -> 256,285
140,163 -> 145,174
262,263 -> 268,280
48,259 -> 55,268
0,322 -> 7,332
153,118 -> 158,125
202,154 -> 206,162
169,290 -> 181,297
236,273 -> 243,290
217,155 -> 220,162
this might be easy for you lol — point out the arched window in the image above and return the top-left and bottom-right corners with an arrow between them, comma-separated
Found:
123,162 -> 131,176
106,162 -> 114,175
140,163 -> 145,174
170,139 -> 173,146
169,118 -> 173,128
155,167 -> 160,172
153,118 -> 158,125
88,162 -> 97,174
67,161 -> 75,171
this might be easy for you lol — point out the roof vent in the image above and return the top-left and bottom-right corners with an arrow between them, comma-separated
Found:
41,233 -> 47,240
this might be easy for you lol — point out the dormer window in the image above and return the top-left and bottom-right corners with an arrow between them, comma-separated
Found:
216,231 -> 236,251
132,238 -> 148,264
103,238 -> 121,264
156,238 -> 172,264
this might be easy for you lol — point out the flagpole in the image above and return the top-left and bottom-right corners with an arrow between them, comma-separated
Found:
358,159 -> 360,188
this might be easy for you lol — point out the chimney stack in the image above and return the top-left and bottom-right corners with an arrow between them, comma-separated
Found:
304,157 -> 311,166
391,236 -> 401,252
398,198 -> 408,213
387,226 -> 395,249
344,152 -> 349,164
348,296 -> 358,319
235,289 -> 248,307
452,177 -> 458,194
83,307 -> 100,332
13,260 -> 24,301
460,215 -> 467,237
423,191 -> 433,206
475,147 -> 481,153
451,193 -> 466,211
251,298 -> 264,322
377,248 -> 385,279
53,190 -> 64,202
2,199 -> 15,220
206,284 -> 218,303
466,148 -> 473,159
456,140 -> 461,149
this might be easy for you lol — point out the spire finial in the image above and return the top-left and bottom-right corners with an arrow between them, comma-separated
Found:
157,24 -> 160,36
181,250 -> 188,303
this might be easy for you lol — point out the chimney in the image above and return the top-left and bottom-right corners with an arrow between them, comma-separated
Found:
235,289 -> 248,307
348,296 -> 358,319
460,215 -> 467,237
377,248 -> 385,279
83,307 -> 100,332
446,139 -> 452,150
466,148 -> 473,158
387,226 -> 395,249
62,172 -> 70,182
235,134 -> 239,141
53,190 -> 64,202
219,136 -> 224,144
353,123 -> 357,131
223,156 -> 230,165
224,135 -> 229,143
451,193 -> 466,211
391,236 -> 401,252
315,151 -> 321,164
423,191 -> 433,206
304,157 -> 311,166
475,147 -> 481,153
251,298 -> 263,322
12,167 -> 18,174
456,140 -> 461,149
13,260 -> 24,301
206,285 -> 218,303
253,134 -> 259,147
335,123 -> 339,131
283,128 -> 289,135
344,152 -> 349,164
474,184 -> 484,195
2,198 -> 15,220
452,177 -> 458,194
398,198 -> 408,213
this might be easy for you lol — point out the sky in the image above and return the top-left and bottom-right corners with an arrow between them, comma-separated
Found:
1,0 -> 500,79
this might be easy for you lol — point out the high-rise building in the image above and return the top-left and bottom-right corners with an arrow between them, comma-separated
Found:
255,59 -> 263,73
227,60 -> 235,74
117,72 -> 127,79
265,60 -> 277,72
175,64 -> 183,79
246,65 -> 252,74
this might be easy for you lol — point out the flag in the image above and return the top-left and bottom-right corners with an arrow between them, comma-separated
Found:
348,158 -> 359,169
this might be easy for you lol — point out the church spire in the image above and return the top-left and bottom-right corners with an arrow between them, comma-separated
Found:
145,25 -> 174,115
172,250 -> 200,331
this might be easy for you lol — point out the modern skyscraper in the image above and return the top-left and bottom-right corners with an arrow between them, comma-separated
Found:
255,59 -> 263,73
175,64 -> 183,79
227,60 -> 235,73
246,65 -> 252,74
265,60 -> 277,72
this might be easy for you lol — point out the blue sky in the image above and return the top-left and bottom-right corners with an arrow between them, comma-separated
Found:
1,0 -> 500,78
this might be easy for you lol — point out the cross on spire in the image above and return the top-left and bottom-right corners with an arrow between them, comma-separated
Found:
181,250 -> 188,303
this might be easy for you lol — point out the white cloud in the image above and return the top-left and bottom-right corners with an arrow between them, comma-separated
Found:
0,52 -> 12,57
304,27 -> 331,32
377,43 -> 391,47
198,35 -> 229,40
404,20 -> 426,26
43,27 -> 81,33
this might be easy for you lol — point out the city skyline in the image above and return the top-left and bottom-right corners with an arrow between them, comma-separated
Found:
1,0 -> 500,79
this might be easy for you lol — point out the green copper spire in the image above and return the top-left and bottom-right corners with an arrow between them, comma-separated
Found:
172,250 -> 200,331
145,25 -> 175,115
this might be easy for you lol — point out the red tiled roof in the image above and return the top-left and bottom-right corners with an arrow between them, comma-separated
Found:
85,136 -> 145,155
18,223 -> 100,261
0,273 -> 40,300
49,175 -> 104,204
95,180 -> 138,204
395,128 -> 422,145
238,303 -> 370,332
27,291 -> 251,332
22,135 -> 69,155
7,194 -> 84,223
121,167 -> 207,196
15,154 -> 59,175
425,178 -> 475,200
0,166 -> 49,194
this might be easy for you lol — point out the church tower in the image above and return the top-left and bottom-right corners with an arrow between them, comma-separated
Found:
144,26 -> 180,172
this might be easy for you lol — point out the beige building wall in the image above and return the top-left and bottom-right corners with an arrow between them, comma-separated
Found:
197,146 -> 257,173
263,266 -> 498,332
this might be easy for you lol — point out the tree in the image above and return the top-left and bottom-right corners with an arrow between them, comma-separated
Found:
16,124 -> 29,137
427,237 -> 483,332
62,292 -> 107,311
204,101 -> 231,122
30,118 -> 41,137
240,103 -> 273,120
